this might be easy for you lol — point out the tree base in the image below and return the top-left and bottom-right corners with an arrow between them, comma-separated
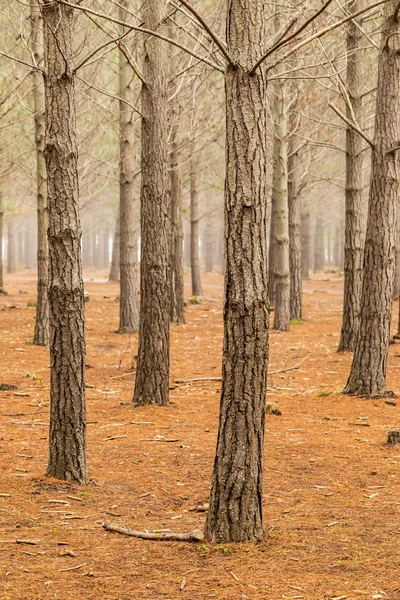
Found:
386,429 -> 400,444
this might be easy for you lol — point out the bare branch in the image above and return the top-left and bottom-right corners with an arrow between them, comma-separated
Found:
0,50 -> 43,73
328,102 -> 374,147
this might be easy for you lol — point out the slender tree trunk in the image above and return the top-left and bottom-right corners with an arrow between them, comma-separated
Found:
301,212 -> 310,280
183,219 -> 191,269
338,0 -> 365,352
109,214 -> 120,282
102,227 -> 109,268
314,217 -> 325,272
205,1 -> 268,543
190,149 -> 203,297
133,0 -> 170,406
205,215 -> 214,273
344,0 -> 400,396
24,229 -> 33,269
170,107 -> 185,324
0,195 -> 3,291
7,221 -> 16,274
30,0 -> 49,346
43,0 -> 87,483
118,0 -> 139,332
288,137 -> 302,321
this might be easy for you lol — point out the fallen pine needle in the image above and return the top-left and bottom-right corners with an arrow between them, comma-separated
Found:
230,571 -> 239,581
58,563 -> 87,572
103,435 -> 127,442
102,522 -> 204,542
66,495 -> 83,502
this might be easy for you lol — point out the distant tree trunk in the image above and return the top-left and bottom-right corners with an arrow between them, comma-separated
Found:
205,215 -> 214,273
109,214 -> 120,282
43,0 -> 87,483
301,212 -> 310,280
190,149 -> 203,297
338,0 -> 365,352
205,1 -> 268,544
0,195 -> 3,291
102,227 -> 109,268
118,0 -> 139,333
133,0 -> 170,406
170,107 -> 185,324
7,221 -> 16,274
344,0 -> 400,397
183,220 -> 191,269
314,217 -> 325,273
24,229 -> 33,268
268,177 -> 277,305
288,136 -> 302,321
31,0 -> 49,346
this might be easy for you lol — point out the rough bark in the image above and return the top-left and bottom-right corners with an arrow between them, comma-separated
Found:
30,0 -> 49,346
169,107 -> 185,324
7,221 -> 16,274
190,149 -> 203,297
133,0 -> 170,406
338,0 -> 365,352
205,0 -> 268,543
109,214 -> 120,282
344,0 -> 400,396
288,137 -> 302,321
43,0 -> 87,483
0,195 -> 3,291
118,1 -> 139,332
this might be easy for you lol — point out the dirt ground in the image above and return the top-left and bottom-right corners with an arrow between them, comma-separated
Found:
0,269 -> 399,600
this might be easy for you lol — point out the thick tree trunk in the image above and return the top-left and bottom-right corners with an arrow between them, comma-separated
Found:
109,214 -> 120,282
170,108 -> 185,324
288,140 -> 302,321
133,0 -> 170,406
118,0 -> 139,332
43,0 -> 87,483
190,149 -> 203,297
338,0 -> 365,352
344,0 -> 400,396
314,217 -> 325,273
301,212 -> 310,280
7,221 -> 16,274
205,1 -> 268,543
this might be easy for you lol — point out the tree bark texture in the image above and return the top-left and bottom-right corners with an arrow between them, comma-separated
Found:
338,0 -> 365,352
271,69 -> 290,331
133,0 -> 170,406
109,214 -> 120,281
190,149 -> 203,297
43,0 -> 87,483
344,0 -> 400,396
30,0 -> 50,348
118,0 -> 139,333
169,107 -> 185,324
0,195 -> 3,290
205,0 -> 268,543
288,136 -> 302,321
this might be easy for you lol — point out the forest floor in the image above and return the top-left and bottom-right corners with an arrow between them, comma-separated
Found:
0,269 -> 399,600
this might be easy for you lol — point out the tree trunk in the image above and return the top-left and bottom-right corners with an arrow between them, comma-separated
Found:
118,0 -> 139,332
205,215 -> 214,273
102,226 -> 109,269
0,195 -> 3,291
288,136 -> 302,321
190,149 -> 203,297
170,106 -> 185,324
344,0 -> 400,396
7,221 -> 16,274
301,212 -> 310,280
133,0 -> 170,406
43,0 -> 87,483
338,0 -> 365,352
109,214 -> 120,282
314,217 -> 325,273
205,1 -> 268,543
30,0 -> 50,344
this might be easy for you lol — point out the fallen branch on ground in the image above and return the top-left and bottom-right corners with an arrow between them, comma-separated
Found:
102,522 -> 204,542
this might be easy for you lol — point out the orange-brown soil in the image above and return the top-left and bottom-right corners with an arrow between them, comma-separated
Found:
0,270 -> 399,600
